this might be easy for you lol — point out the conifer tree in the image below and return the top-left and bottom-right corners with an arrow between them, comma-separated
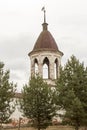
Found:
56,55 -> 87,130
0,62 -> 16,128
20,76 -> 57,130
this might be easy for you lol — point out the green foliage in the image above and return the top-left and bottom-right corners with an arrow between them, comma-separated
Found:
56,55 -> 87,130
20,76 -> 57,130
0,62 -> 16,124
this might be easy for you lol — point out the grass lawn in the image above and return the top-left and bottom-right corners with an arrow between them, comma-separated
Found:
5,126 -> 74,130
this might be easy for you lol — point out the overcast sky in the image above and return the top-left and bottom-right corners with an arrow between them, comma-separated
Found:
0,0 -> 87,92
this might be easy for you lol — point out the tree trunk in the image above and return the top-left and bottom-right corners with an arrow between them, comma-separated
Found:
38,127 -> 40,130
0,123 -> 2,130
75,124 -> 79,130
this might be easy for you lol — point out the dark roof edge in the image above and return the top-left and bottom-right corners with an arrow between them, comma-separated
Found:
28,49 -> 64,56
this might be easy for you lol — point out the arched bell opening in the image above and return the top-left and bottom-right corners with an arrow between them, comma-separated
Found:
43,57 -> 50,79
54,58 -> 58,79
34,58 -> 38,76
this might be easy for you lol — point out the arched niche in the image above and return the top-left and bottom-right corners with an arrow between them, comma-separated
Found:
43,57 -> 50,79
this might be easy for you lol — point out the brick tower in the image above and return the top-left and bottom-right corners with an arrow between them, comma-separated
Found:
28,8 -> 63,86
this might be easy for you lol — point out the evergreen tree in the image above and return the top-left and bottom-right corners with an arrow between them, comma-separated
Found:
20,76 -> 57,130
0,62 -> 16,128
56,55 -> 87,130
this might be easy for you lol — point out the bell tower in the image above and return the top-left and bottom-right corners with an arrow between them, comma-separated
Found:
28,8 -> 63,85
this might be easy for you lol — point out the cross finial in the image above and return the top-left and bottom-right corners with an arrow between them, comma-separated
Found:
41,6 -> 46,23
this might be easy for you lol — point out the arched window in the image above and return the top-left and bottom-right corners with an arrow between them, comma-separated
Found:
43,57 -> 49,79
34,59 -> 38,76
54,58 -> 58,79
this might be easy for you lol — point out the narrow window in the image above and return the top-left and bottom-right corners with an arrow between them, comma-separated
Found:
54,59 -> 58,79
43,57 -> 49,79
34,59 -> 38,76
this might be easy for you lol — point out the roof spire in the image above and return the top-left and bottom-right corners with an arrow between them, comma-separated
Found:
41,6 -> 46,23
41,6 -> 48,31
